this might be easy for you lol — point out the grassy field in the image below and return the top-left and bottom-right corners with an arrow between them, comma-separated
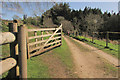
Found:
70,35 -> 119,58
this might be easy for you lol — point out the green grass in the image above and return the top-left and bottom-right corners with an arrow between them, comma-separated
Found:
27,56 -> 50,78
102,60 -> 118,77
53,38 -> 73,69
70,35 -> 119,58
1,43 -> 10,58
105,63 -> 118,72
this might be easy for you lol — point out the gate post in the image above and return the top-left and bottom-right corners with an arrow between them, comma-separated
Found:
18,25 -> 27,79
8,20 -> 19,78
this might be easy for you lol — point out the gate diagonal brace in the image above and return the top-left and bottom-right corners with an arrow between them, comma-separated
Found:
40,24 -> 62,50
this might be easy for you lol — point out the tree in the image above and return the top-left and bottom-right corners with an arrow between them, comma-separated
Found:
83,7 -> 89,15
104,15 -> 119,32
84,13 -> 104,34
23,14 -> 27,24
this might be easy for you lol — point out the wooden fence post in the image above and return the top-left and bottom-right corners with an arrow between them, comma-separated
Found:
84,32 -> 86,40
106,31 -> 109,48
18,25 -> 27,79
8,20 -> 19,78
92,32 -> 94,43
85,32 -> 87,37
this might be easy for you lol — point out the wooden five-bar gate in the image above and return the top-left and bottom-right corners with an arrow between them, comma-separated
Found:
0,20 -> 62,79
27,24 -> 62,58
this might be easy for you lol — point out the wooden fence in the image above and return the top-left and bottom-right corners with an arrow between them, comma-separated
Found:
0,20 -> 62,79
92,31 -> 120,48
0,20 -> 27,79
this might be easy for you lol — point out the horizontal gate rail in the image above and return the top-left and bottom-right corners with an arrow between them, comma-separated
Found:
49,36 -> 61,40
29,39 -> 48,46
30,43 -> 61,57
29,36 -> 61,47
29,46 -> 42,52
28,34 -> 52,40
28,28 -> 59,32
0,58 -> 17,75
28,32 -> 61,40
0,32 -> 16,45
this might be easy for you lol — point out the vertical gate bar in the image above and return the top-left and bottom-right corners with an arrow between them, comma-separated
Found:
34,31 -> 38,47
41,31 -> 43,45
61,25 -> 62,45
41,31 -> 43,41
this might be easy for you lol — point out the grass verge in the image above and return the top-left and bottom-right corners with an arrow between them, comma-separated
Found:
70,35 -> 119,58
53,38 -> 74,69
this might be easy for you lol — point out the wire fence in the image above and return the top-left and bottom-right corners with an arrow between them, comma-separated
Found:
69,31 -> 120,49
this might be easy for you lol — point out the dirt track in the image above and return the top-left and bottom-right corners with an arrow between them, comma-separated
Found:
63,36 -> 118,78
